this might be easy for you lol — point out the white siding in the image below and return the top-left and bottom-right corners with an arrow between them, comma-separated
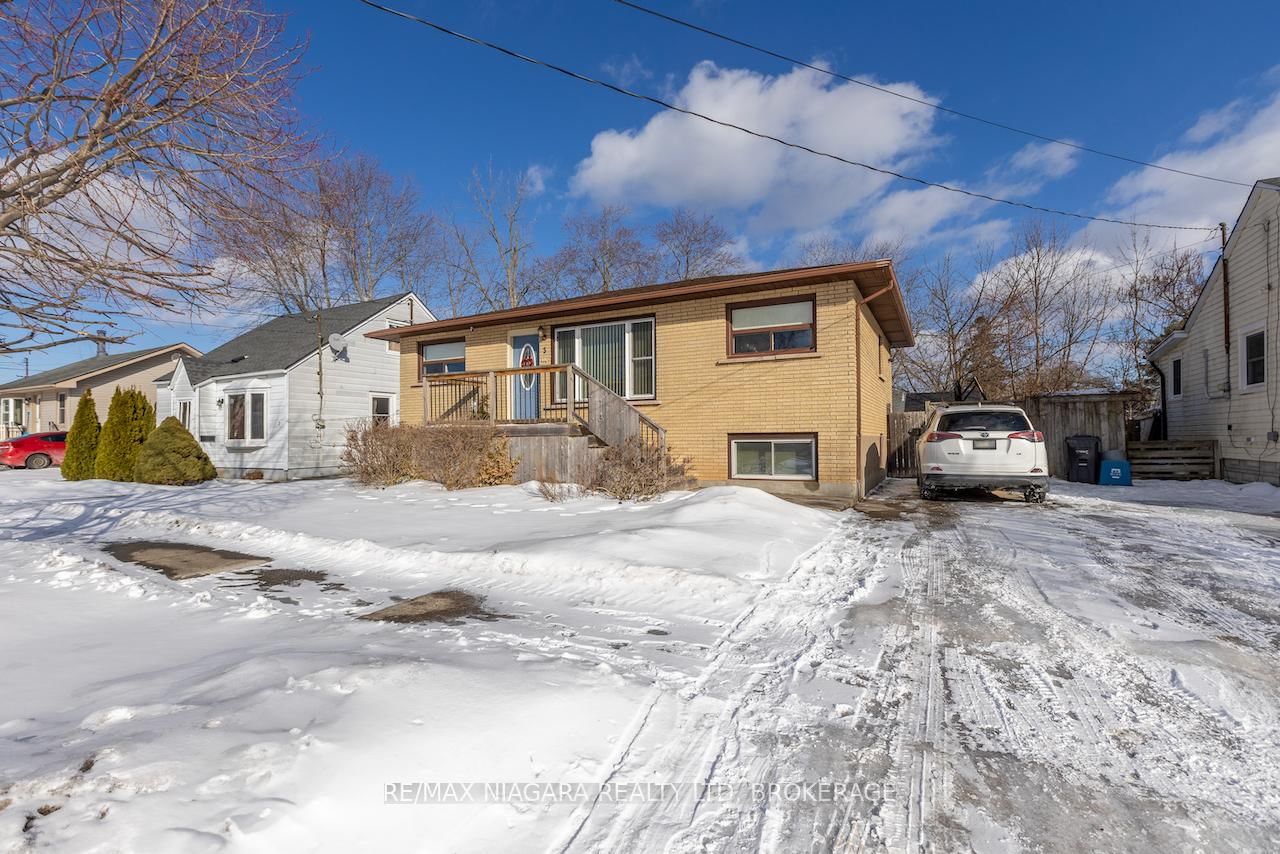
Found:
1157,187 -> 1280,476
284,296 -> 421,478
163,361 -> 291,480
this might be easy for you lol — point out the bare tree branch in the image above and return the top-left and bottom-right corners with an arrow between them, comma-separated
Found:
0,0 -> 313,352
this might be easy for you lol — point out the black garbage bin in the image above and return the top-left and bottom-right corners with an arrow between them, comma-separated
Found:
1065,435 -> 1101,484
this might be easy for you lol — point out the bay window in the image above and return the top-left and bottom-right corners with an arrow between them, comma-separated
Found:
727,297 -> 816,356
730,435 -> 817,481
554,317 -> 655,400
227,391 -> 266,443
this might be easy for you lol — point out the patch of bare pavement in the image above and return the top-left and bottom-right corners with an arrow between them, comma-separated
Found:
102,541 -> 270,580
358,590 -> 500,624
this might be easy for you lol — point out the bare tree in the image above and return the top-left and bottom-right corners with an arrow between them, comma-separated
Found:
893,250 -> 1001,394
0,0 -> 311,352
552,205 -> 658,295
215,174 -> 332,314
320,153 -> 435,303
653,208 -> 744,280
989,221 -> 1113,397
445,167 -> 539,312
1108,230 -> 1205,396
214,154 -> 436,314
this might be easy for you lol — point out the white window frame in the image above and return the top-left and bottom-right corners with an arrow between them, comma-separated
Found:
552,316 -> 656,401
225,388 -> 267,446
1240,327 -> 1266,392
1170,357 -> 1183,399
370,392 -> 396,427
58,393 -> 67,424
730,436 -> 817,481
177,399 -> 193,430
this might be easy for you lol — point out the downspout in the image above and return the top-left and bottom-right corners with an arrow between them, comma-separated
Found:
855,297 -> 862,496
855,281 -> 897,497
1220,222 -> 1232,395
1149,358 -> 1167,441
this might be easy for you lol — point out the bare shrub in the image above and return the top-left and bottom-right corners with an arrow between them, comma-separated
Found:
584,438 -> 693,501
343,421 -> 519,489
535,468 -> 574,503
341,420 -> 418,486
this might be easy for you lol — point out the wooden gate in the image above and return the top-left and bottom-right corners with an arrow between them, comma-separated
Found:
887,411 -> 929,477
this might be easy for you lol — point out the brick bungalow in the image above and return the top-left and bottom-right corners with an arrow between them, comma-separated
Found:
369,261 -> 914,499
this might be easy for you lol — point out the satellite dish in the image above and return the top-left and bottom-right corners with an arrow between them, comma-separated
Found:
327,333 -> 348,353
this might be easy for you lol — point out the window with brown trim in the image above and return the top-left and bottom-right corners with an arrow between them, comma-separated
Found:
420,339 -> 466,379
726,296 -> 816,357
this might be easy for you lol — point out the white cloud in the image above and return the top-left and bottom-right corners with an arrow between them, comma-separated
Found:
601,54 -> 653,89
523,163 -> 551,197
1007,141 -> 1080,181
1182,98 -> 1245,144
1089,87 -> 1280,251
570,61 -> 942,233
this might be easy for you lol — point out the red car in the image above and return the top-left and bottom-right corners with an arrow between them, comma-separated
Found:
0,431 -> 67,470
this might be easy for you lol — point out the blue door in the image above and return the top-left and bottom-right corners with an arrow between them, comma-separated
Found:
512,334 -> 540,421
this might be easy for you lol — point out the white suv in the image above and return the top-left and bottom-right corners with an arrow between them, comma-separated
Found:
915,404 -> 1049,503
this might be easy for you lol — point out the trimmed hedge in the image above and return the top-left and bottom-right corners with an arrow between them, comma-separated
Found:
134,417 -> 218,485
94,388 -> 155,481
61,390 -> 101,481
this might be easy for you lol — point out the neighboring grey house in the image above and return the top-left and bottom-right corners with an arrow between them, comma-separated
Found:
0,343 -> 200,438
1149,177 -> 1280,485
159,293 -> 431,480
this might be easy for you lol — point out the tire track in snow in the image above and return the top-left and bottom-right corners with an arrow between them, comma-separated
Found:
553,515 -> 898,853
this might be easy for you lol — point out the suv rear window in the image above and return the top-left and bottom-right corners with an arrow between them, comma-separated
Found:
937,411 -> 1030,433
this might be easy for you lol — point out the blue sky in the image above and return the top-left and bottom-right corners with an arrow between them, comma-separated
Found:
6,0 -> 1280,381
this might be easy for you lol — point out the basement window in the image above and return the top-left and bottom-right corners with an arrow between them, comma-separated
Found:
730,435 -> 817,481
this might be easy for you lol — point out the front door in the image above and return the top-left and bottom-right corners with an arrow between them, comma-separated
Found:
512,334 -> 540,421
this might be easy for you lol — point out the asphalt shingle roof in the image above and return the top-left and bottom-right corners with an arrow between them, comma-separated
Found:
0,345 -> 188,393
178,294 -> 408,386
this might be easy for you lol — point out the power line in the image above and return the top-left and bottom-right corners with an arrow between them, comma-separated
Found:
611,0 -> 1252,190
355,0 -> 1217,234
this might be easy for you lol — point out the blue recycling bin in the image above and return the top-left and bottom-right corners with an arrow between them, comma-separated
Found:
1098,459 -> 1132,486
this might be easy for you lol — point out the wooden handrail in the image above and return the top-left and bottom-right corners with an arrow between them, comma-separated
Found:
568,365 -> 666,449
425,364 -> 665,451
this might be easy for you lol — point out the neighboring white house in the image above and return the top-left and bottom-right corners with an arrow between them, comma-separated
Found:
158,293 -> 431,480
1149,177 -> 1280,485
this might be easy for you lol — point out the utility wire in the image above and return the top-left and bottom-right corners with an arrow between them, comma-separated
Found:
612,0 -> 1252,190
355,0 -> 1217,233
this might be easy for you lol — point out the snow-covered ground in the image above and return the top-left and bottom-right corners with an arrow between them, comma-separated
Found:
2,470 -> 1279,852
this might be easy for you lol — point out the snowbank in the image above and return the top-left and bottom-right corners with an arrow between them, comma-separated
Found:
0,471 -> 838,851
1053,476 -> 1280,516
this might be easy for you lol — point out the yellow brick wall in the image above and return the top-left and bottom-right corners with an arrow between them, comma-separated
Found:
399,278 -> 896,496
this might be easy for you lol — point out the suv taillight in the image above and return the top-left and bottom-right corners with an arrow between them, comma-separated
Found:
925,431 -> 963,443
1009,431 -> 1044,442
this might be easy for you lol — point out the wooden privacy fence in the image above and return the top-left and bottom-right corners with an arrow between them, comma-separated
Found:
1127,440 -> 1217,480
1021,393 -> 1132,478
887,411 -> 929,477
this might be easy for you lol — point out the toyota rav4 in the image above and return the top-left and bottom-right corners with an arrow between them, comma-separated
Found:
914,404 -> 1048,503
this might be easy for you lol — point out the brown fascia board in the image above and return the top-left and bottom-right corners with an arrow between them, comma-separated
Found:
369,261 -> 916,347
